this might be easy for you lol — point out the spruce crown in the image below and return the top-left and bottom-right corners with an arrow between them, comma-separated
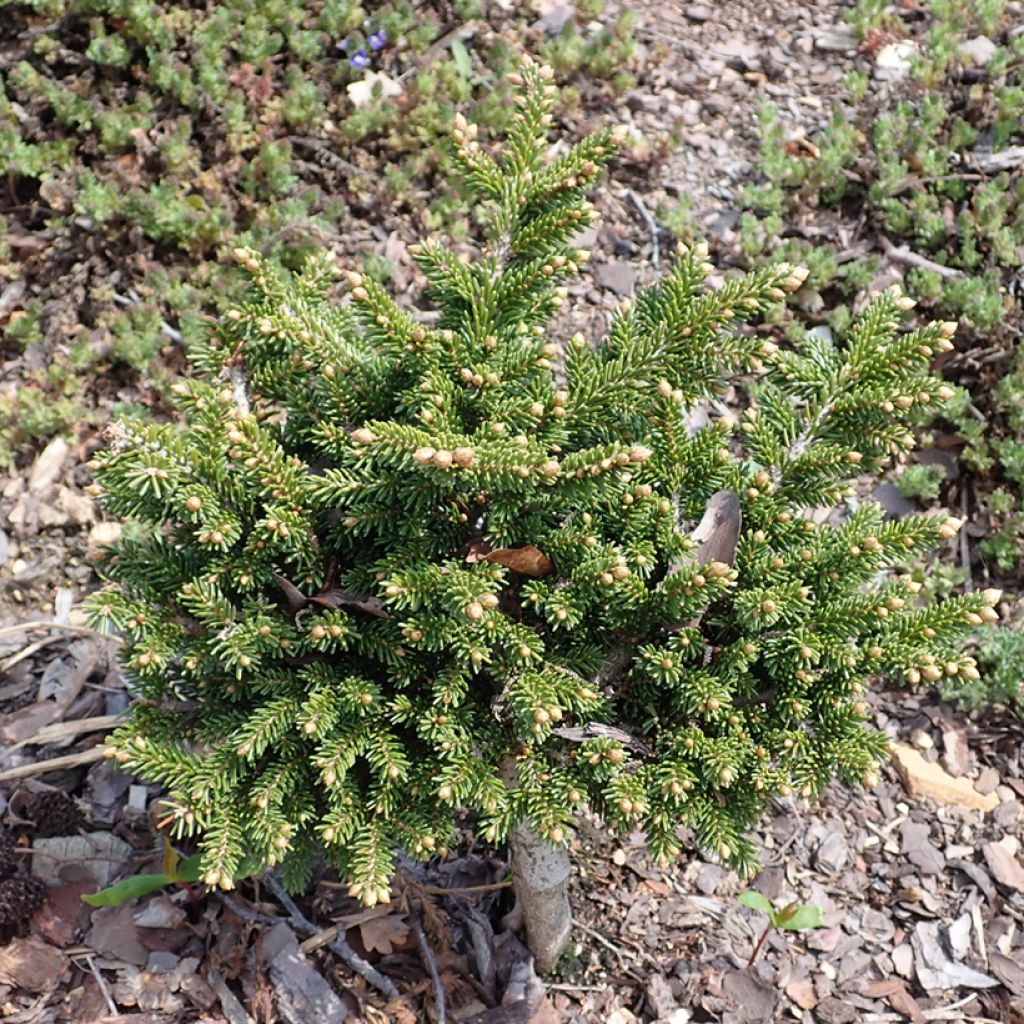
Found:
87,58 -> 995,900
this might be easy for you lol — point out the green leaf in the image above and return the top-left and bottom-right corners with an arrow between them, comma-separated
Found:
775,904 -> 825,931
738,890 -> 774,916
82,872 -> 177,908
175,852 -> 204,882
81,851 -> 204,907
451,39 -> 471,79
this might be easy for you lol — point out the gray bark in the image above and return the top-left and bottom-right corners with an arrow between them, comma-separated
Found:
509,817 -> 573,973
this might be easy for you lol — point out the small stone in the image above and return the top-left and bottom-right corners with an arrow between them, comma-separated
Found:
683,3 -> 712,20
28,437 -> 69,493
612,848 -> 627,866
890,744 -> 999,812
958,36 -> 997,66
874,41 -> 916,81
910,728 -> 933,750
975,766 -> 1000,795
607,1010 -> 638,1024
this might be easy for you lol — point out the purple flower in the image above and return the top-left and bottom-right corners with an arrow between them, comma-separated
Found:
349,50 -> 370,69
368,29 -> 387,51
335,37 -> 348,50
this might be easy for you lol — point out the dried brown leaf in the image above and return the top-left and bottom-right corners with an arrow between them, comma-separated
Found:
482,545 -> 554,577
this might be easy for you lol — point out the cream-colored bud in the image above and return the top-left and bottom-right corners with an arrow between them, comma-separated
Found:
432,449 -> 453,469
351,428 -> 376,445
453,446 -> 475,468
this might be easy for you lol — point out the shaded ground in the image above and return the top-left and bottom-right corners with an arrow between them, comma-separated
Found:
2,1 -> 1023,1022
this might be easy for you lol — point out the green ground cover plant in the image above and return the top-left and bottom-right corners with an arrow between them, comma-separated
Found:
729,0 -> 1024,710
0,0 -> 636,464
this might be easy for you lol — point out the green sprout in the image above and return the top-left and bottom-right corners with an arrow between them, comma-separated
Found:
738,890 -> 825,965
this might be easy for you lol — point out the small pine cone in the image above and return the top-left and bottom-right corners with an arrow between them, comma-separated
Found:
0,874 -> 47,925
0,831 -> 18,881
26,790 -> 84,838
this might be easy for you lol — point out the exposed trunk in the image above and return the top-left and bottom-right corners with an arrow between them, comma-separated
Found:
509,817 -> 573,973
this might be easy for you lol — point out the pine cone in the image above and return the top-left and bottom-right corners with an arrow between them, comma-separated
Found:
26,789 -> 84,837
0,874 -> 47,925
0,831 -> 18,881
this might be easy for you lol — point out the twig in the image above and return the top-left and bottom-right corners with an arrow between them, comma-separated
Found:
0,620 -> 119,643
410,897 -> 446,1024
0,635 -> 64,672
0,746 -> 107,782
79,954 -> 119,1017
880,237 -> 965,280
216,891 -> 279,926
972,145 -> 1024,173
574,922 -> 634,966
747,922 -> 773,966
398,21 -> 477,83
111,291 -> 183,344
264,873 -> 399,1000
297,923 -> 340,954
13,713 -> 126,750
416,880 -> 512,896
625,188 -> 660,268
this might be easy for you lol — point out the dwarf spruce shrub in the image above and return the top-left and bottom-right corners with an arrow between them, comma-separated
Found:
86,61 -> 1001,903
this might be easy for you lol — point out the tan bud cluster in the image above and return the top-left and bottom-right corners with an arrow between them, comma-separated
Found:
777,263 -> 809,292
351,428 -> 377,445
937,516 -> 964,540
453,446 -> 475,468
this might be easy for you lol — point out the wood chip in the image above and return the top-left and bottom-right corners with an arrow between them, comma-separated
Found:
982,838 -> 1024,891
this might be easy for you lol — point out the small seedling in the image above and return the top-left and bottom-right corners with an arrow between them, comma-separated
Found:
738,891 -> 825,966
82,839 -> 204,908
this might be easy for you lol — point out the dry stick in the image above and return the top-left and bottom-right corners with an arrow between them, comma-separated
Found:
264,873 -> 399,1000
574,922 -> 634,966
79,953 -> 119,1017
880,237 -> 966,280
625,188 -> 660,268
0,634 -> 63,672
14,713 -> 125,750
0,620 -> 120,644
298,923 -> 340,955
0,746 -> 107,782
416,880 -> 512,896
409,897 -> 446,1024
217,891 -> 280,926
